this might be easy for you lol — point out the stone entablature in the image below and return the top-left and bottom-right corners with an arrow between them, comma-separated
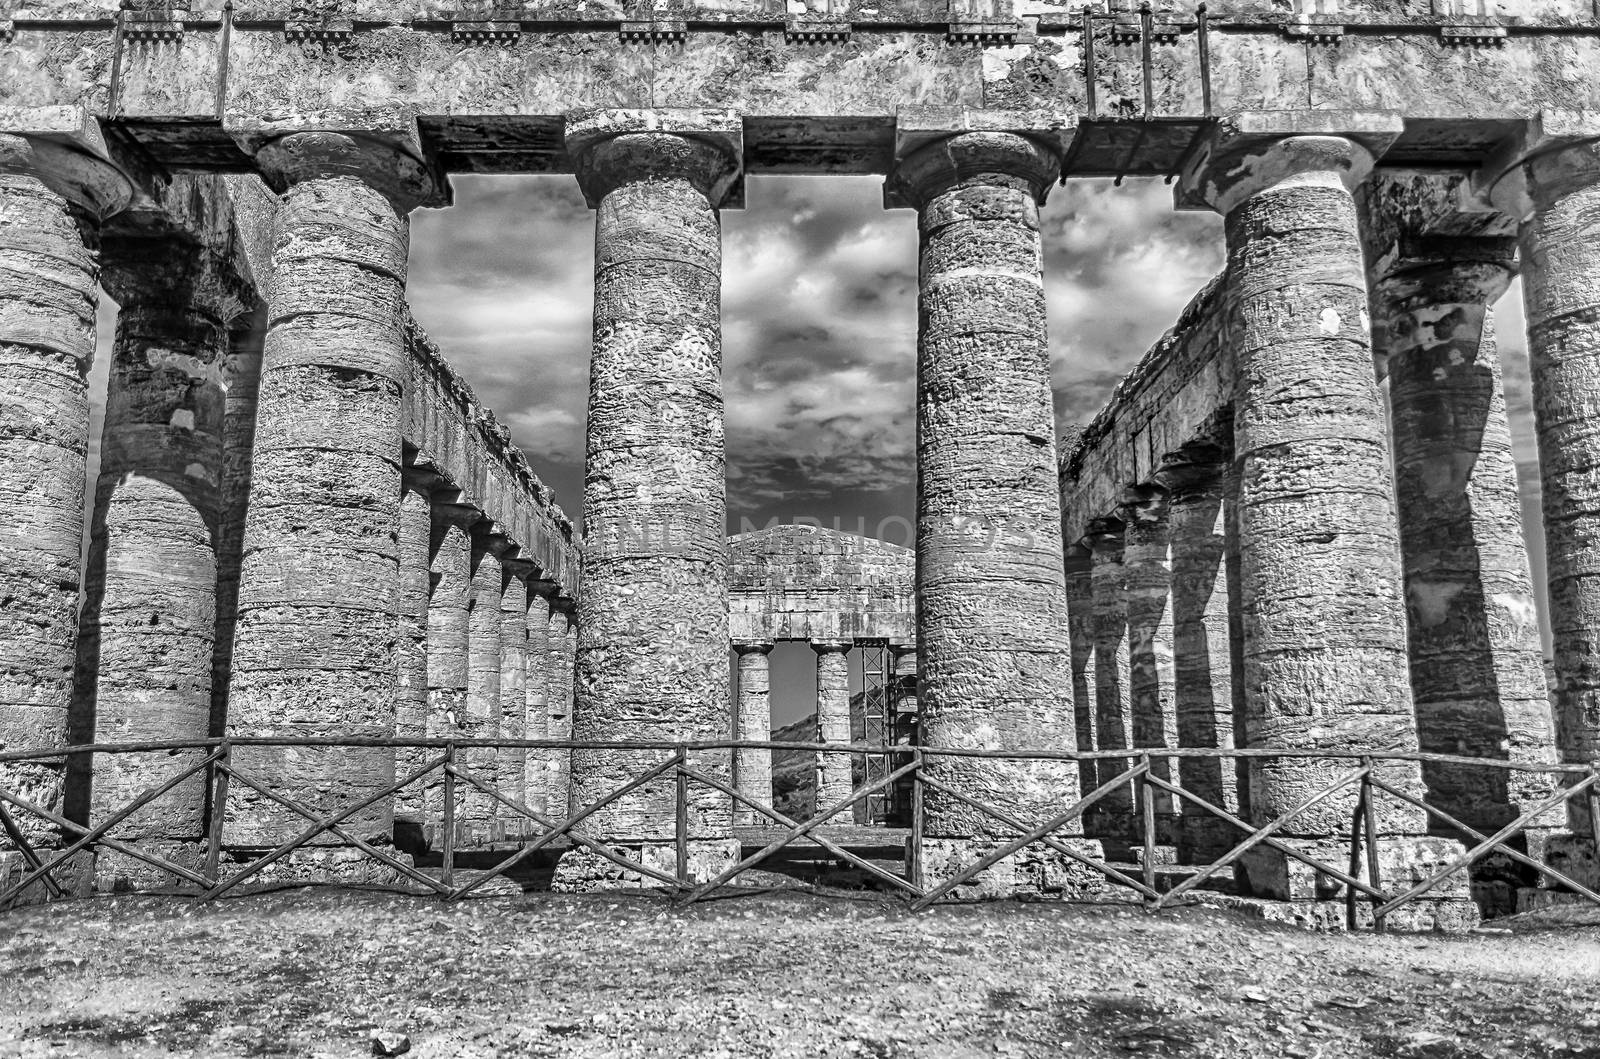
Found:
728,524 -> 914,646
403,316 -> 577,601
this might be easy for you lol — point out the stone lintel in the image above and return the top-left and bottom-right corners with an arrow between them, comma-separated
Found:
563,108 -> 745,209
224,113 -> 450,209
1175,109 -> 1403,214
0,104 -> 132,219
1476,110 -> 1600,219
883,108 -> 1073,210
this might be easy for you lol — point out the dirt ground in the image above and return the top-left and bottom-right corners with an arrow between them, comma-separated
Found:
1,886 -> 1598,1058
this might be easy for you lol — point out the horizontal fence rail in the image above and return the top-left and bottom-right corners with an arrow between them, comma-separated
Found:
0,738 -> 1595,928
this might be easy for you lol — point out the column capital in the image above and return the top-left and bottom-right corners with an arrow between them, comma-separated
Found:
1153,438 -> 1229,500
1370,247 -> 1516,308
1478,111 -> 1600,220
564,108 -> 744,210
886,118 -> 1065,211
1082,517 -> 1126,554
733,640 -> 775,656
0,106 -> 132,220
1118,484 -> 1169,526
811,639 -> 852,655
226,117 -> 447,211
101,235 -> 252,324
1175,110 -> 1401,216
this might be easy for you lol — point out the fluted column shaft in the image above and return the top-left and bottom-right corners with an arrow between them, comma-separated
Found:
498,568 -> 530,825
427,512 -> 472,836
78,246 -> 237,840
1064,547 -> 1100,800
566,113 -> 741,843
734,642 -> 774,824
1371,239 -> 1559,836
225,131 -> 439,846
1189,132 -> 1426,838
1488,131 -> 1600,830
1086,526 -> 1134,833
813,641 -> 853,813
891,131 -> 1078,838
1121,490 -> 1177,833
0,127 -> 129,845
1163,461 -> 1241,862
523,587 -> 552,815
548,605 -> 576,817
394,480 -> 432,823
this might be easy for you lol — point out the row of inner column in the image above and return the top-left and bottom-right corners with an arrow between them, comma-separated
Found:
4,111 -> 1599,873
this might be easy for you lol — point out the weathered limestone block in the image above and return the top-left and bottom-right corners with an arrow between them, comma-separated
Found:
728,523 -> 916,646
1120,488 -> 1179,842
566,110 -> 741,849
733,641 -> 774,824
0,112 -> 130,847
1485,114 -> 1600,833
1366,219 -> 1561,841
546,604 -> 575,817
393,478 -> 432,825
427,510 -> 472,834
212,307 -> 266,742
1179,115 -> 1431,851
224,127 -> 442,847
1086,522 -> 1135,838
1064,546 -> 1100,801
76,238 -> 241,842
498,566 -> 530,828
1160,456 -> 1245,864
812,641 -> 853,815
889,127 -> 1081,849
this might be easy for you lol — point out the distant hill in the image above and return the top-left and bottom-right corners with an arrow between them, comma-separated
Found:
768,691 -> 901,823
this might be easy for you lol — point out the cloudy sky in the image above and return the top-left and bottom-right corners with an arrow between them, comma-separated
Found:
401,173 -> 1547,724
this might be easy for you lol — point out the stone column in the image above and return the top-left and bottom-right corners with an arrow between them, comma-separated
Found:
0,117 -> 130,849
1159,454 -> 1241,863
211,305 -> 266,741
1085,521 -> 1135,841
888,124 -> 1094,892
812,641 -> 853,815
1484,117 -> 1600,836
523,585 -> 552,815
498,565 -> 531,833
562,110 -> 742,878
1179,115 -> 1448,905
546,603 -> 576,819
427,509 -> 473,839
1064,546 -> 1100,800
1120,487 -> 1178,844
1367,225 -> 1559,841
464,540 -> 503,837
733,641 -> 774,824
224,127 -> 441,847
393,477 -> 432,827
889,644 -> 919,825
76,239 -> 240,845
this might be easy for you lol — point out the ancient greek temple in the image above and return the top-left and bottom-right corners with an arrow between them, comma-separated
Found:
1,0 -> 1599,924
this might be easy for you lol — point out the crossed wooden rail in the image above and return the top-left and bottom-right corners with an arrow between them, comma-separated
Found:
1,737 -> 1596,929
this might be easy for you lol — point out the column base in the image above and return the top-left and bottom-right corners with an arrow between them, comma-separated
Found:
1540,833 -> 1597,891
1198,893 -> 1478,933
551,839 -> 740,893
0,848 -> 95,907
212,845 -> 416,892
1237,836 -> 1478,930
915,837 -> 1109,900
91,840 -> 207,894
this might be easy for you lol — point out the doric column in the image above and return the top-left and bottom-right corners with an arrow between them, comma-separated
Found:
887,124 -> 1082,859
498,565 -> 531,829
77,236 -> 243,841
212,304 -> 266,741
546,604 -> 576,819
1365,211 -> 1559,841
1179,114 -> 1441,900
223,124 -> 442,847
888,644 -> 919,824
1064,546 -> 1100,800
522,584 -> 553,815
426,507 -> 473,838
464,539 -> 503,835
0,114 -> 130,847
1485,115 -> 1600,833
733,641 -> 774,824
393,477 -> 432,825
1158,453 -> 1241,863
1085,521 -> 1134,838
563,110 -> 742,866
812,641 -> 853,814
1120,488 -> 1178,842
